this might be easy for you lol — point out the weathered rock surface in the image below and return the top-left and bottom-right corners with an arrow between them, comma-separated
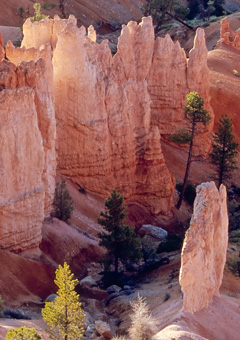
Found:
179,182 -> 228,313
0,55 -> 55,251
217,16 -> 240,50
138,225 -> 168,240
18,15 -> 213,216
95,320 -> 112,339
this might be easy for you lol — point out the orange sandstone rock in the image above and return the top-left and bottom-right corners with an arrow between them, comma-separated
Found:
179,182 -> 228,313
6,43 -> 56,214
217,16 -> 240,50
0,86 -> 44,252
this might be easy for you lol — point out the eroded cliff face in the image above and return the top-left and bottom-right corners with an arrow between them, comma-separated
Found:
0,54 -> 56,251
17,15 -> 213,215
179,182 -> 228,313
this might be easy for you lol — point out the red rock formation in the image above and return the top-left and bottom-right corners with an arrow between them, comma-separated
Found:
179,182 -> 228,313
16,15 -> 213,216
217,16 -> 240,50
6,43 -> 56,214
0,54 -> 56,251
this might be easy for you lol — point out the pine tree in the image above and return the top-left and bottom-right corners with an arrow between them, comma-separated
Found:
210,114 -> 238,188
98,190 -> 142,274
6,327 -> 43,340
142,0 -> 192,33
170,91 -> 211,209
42,262 -> 85,340
52,179 -> 74,222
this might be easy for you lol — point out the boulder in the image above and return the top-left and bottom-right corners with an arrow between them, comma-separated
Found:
95,320 -> 112,339
138,225 -> 168,241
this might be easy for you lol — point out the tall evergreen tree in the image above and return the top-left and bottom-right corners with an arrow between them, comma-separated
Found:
210,114 -> 238,188
170,91 -> 211,209
52,179 -> 74,222
42,262 -> 85,340
98,190 -> 142,274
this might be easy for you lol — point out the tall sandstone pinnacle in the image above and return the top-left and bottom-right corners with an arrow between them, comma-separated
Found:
0,46 -> 56,251
17,15 -> 213,216
179,182 -> 228,313
217,16 -> 240,50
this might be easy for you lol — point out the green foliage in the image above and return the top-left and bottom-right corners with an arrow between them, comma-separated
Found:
42,262 -> 85,340
142,0 -> 189,32
184,92 -> 211,126
30,3 -> 49,22
226,255 -> 239,275
6,326 -> 43,340
42,2 -> 56,9
157,234 -> 183,253
229,230 -> 240,246
52,179 -> 74,222
141,238 -> 157,264
176,182 -> 196,206
210,114 -> 239,187
98,190 -> 142,274
233,69 -> 239,77
170,92 -> 211,209
188,0 -> 225,19
170,129 -> 192,145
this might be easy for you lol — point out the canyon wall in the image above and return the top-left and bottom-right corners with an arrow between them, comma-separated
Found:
0,39 -> 56,251
179,182 -> 228,313
17,15 -> 213,215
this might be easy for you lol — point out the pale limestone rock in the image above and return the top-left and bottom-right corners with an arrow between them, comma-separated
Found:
0,87 -> 44,252
179,182 -> 228,313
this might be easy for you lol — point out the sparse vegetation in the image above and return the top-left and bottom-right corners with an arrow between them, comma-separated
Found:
42,262 -> 85,340
226,255 -> 239,275
233,69 -> 240,77
52,179 -> 74,222
129,295 -> 157,340
98,190 -> 142,275
6,327 -> 43,340
42,2 -> 56,10
30,3 -> 49,22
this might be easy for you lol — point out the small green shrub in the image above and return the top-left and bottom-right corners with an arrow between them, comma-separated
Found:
229,231 -> 240,246
157,234 -> 183,254
226,255 -> 239,275
233,69 -> 240,77
176,182 -> 196,206
30,3 -> 49,22
42,2 -> 56,9
6,326 -> 43,340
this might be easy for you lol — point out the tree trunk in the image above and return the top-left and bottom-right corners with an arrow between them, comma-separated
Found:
176,121 -> 196,209
166,12 -> 195,30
